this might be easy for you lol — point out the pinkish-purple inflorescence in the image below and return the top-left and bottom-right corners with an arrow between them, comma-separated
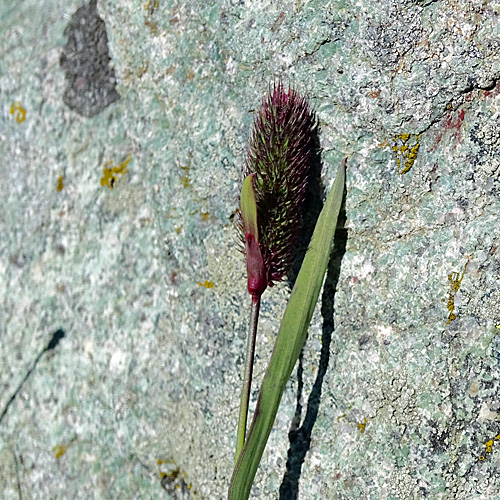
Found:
238,82 -> 316,292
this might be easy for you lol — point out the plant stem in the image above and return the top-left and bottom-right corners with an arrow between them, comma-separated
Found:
235,294 -> 261,463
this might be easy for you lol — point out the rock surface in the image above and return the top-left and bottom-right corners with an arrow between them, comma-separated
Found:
1,0 -> 500,499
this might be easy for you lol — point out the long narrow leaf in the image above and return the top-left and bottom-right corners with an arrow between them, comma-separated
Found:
229,158 -> 346,500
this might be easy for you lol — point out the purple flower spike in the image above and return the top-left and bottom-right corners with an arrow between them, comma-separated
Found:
239,82 -> 316,292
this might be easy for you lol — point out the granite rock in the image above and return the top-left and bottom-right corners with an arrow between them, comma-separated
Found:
1,0 -> 500,499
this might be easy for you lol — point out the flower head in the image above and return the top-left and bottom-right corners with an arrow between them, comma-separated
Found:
238,82 -> 316,296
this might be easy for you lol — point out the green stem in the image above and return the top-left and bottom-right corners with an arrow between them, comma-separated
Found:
235,295 -> 261,463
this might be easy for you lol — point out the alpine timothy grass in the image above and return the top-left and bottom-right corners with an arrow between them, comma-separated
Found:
230,157 -> 346,500
235,82 -> 317,462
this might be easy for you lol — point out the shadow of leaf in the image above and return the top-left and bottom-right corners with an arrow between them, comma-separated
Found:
279,198 -> 348,499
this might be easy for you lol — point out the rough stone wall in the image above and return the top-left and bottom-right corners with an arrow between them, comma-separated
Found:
1,0 -> 500,499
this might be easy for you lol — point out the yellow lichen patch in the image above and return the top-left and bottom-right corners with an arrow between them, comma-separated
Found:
100,163 -> 114,187
144,0 -> 159,12
52,444 -> 68,459
100,154 -> 131,189
336,412 -> 368,433
442,259 -> 469,325
56,175 -> 64,191
198,280 -> 214,289
478,432 -> 500,461
157,458 -> 195,493
187,209 -> 212,221
180,163 -> 191,187
357,418 -> 367,433
10,102 -> 26,124
390,133 -> 421,174
157,459 -> 179,480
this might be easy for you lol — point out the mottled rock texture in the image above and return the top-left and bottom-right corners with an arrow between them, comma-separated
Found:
1,0 -> 500,499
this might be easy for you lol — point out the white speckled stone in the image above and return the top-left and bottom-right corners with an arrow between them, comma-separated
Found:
2,0 -> 500,499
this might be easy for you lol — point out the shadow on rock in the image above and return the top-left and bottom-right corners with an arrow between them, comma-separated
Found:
280,192 -> 348,500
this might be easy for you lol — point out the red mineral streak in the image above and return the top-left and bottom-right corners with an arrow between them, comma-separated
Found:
429,109 -> 466,152
483,82 -> 500,99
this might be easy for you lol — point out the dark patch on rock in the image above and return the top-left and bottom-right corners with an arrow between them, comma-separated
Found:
428,422 -> 451,454
60,0 -> 120,117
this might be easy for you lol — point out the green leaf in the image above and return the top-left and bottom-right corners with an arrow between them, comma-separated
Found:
228,158 -> 346,500
240,174 -> 259,242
